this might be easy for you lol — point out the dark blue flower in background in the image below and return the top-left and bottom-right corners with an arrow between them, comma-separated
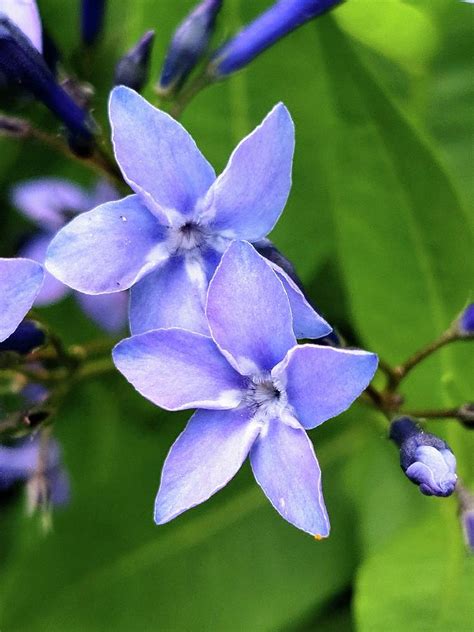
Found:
158,0 -> 222,95
0,15 -> 96,152
0,435 -> 69,509
0,319 -> 45,355
46,86 -> 331,339
210,0 -> 343,77
0,257 -> 43,343
113,241 -> 377,536
390,417 -> 457,497
12,178 -> 128,334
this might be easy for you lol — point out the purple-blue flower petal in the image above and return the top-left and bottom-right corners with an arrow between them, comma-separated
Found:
130,253 -> 210,335
269,262 -> 332,339
250,415 -> 330,537
76,290 -> 128,333
20,234 -> 70,305
45,195 -> 166,294
154,407 -> 261,524
1,0 -> 42,52
113,328 -> 245,411
274,345 -> 378,429
11,178 -> 89,232
201,103 -> 294,241
0,257 -> 43,342
109,86 -> 216,224
206,241 -> 296,375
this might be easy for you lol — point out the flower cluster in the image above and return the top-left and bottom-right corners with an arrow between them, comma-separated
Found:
1,83 -> 377,535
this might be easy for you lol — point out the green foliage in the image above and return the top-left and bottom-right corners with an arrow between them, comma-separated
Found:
0,1 -> 472,630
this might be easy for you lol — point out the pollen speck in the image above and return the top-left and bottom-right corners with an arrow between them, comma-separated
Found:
313,534 -> 325,541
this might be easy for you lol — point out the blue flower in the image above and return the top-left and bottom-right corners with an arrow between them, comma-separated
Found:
0,0 -> 42,52
113,241 -> 377,536
390,417 -> 457,497
12,178 -> 128,333
0,257 -> 43,343
46,86 -> 331,340
158,0 -> 222,95
210,0 -> 343,77
114,30 -> 155,92
0,435 -> 69,509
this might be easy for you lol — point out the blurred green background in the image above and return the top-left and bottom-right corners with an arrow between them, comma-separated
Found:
0,1 -> 473,630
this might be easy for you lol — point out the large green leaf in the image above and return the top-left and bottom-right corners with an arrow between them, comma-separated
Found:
355,513 -> 474,631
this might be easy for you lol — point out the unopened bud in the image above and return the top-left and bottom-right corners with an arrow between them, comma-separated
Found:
390,417 -> 457,497
114,30 -> 155,92
158,0 -> 222,96
81,0 -> 107,46
0,17 -> 97,141
210,0 -> 343,77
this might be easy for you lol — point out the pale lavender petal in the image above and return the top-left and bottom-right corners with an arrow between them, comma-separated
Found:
206,241 -> 295,375
269,261 -> 332,339
1,0 -> 42,52
89,179 -> 120,207
0,258 -> 43,342
113,329 -> 245,411
154,407 -> 261,524
45,195 -> 166,294
76,291 -> 128,333
48,466 -> 70,506
109,86 -> 215,225
274,345 -> 378,429
12,178 -> 89,232
250,415 -> 330,537
20,235 -> 70,305
130,254 -> 208,335
201,103 -> 294,241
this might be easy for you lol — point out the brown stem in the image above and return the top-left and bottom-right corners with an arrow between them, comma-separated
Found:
389,329 -> 459,390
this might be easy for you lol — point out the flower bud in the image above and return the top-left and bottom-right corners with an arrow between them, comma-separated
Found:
114,30 -> 155,92
0,320 -> 45,355
0,17 -> 97,142
390,417 -> 457,497
458,303 -> 474,337
158,0 -> 222,96
81,0 -> 107,46
210,0 -> 343,77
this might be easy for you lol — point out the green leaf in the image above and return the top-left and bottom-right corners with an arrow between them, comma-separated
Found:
335,0 -> 439,76
355,512 -> 474,631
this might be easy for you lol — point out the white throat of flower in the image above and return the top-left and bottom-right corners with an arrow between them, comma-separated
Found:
244,373 -> 289,422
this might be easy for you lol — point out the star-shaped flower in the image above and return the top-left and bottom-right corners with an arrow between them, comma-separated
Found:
113,241 -> 377,536
45,86 -> 330,339
13,178 -> 128,333
0,257 -> 43,343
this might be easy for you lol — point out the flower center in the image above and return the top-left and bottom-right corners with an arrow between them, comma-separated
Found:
168,221 -> 206,254
245,374 -> 286,417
